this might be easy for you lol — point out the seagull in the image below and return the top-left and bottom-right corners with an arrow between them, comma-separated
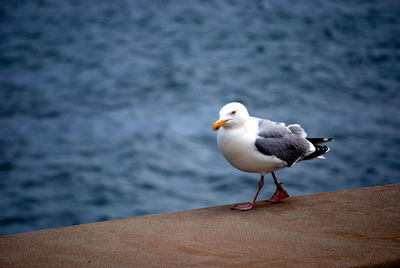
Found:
212,102 -> 332,211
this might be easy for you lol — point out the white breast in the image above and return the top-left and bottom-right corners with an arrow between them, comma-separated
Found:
217,117 -> 287,173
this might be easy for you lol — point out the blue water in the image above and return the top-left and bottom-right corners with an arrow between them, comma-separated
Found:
1,0 -> 400,235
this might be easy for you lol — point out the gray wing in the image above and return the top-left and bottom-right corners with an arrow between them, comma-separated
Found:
255,119 -> 311,166
287,124 -> 307,138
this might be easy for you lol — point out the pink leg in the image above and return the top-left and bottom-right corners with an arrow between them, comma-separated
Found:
267,172 -> 289,203
232,175 -> 264,211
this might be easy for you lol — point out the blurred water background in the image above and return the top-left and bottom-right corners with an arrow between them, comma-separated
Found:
1,0 -> 400,235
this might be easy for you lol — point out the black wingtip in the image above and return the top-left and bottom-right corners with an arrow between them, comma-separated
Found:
303,145 -> 330,160
306,138 -> 333,145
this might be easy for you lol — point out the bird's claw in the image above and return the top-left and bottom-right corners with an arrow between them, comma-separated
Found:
231,203 -> 255,211
267,184 -> 289,203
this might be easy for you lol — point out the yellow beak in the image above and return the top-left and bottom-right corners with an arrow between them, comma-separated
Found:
212,119 -> 229,131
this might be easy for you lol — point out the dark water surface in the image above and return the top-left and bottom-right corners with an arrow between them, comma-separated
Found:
1,0 -> 400,235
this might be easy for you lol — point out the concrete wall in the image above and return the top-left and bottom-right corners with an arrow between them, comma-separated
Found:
1,184 -> 400,267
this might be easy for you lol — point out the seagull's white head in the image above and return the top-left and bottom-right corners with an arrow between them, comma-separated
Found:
213,102 -> 250,131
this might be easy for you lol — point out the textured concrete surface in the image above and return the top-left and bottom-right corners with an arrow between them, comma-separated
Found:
1,184 -> 399,268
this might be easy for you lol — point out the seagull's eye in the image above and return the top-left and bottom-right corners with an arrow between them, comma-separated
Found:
231,111 -> 236,115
